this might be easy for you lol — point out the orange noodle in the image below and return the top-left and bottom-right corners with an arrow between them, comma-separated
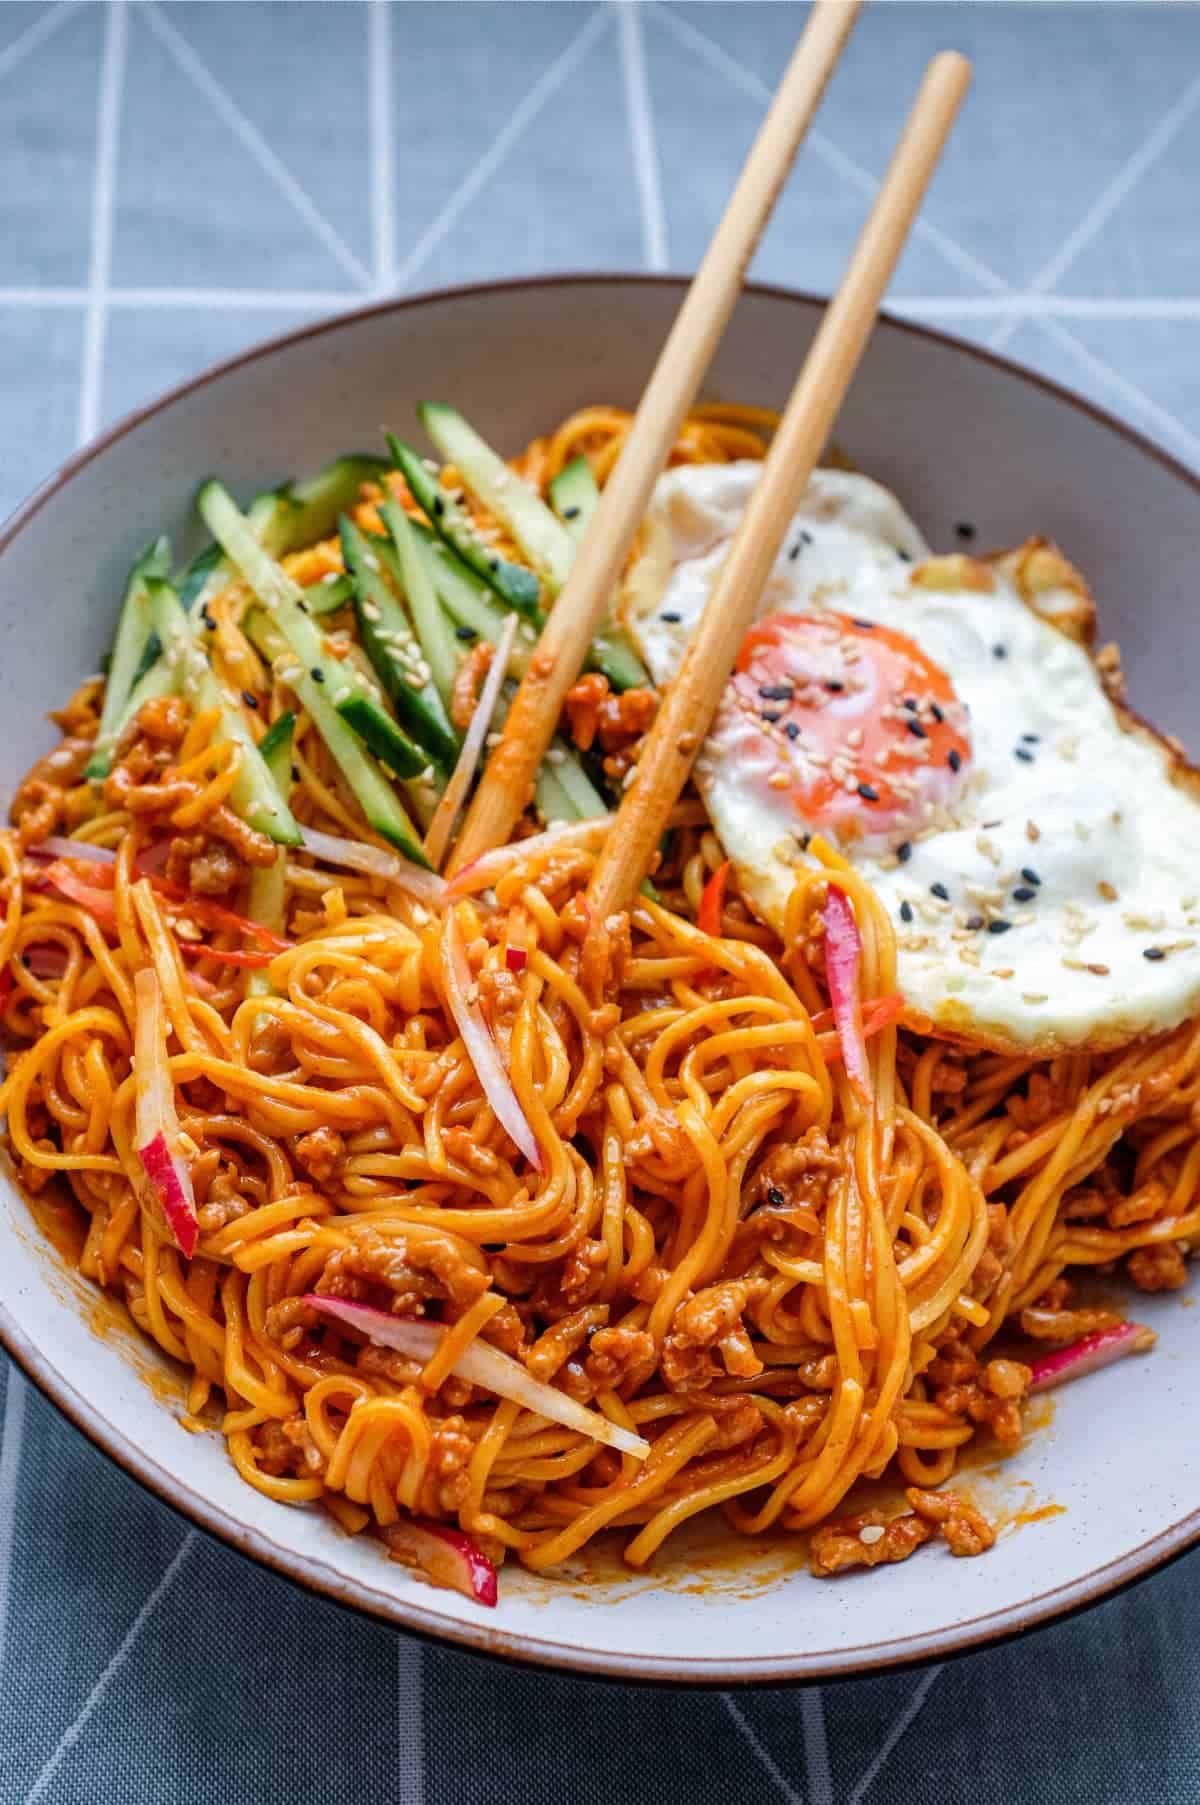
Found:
3,402 -> 1197,1595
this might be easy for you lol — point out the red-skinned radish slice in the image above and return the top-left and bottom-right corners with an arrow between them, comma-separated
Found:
442,907 -> 543,1170
810,992 -> 904,1042
305,1295 -> 649,1460
296,826 -> 448,906
30,835 -> 117,866
424,615 -> 519,872
697,859 -> 731,938
446,816 -> 614,898
40,862 -> 118,930
383,1518 -> 498,1607
822,883 -> 870,1102
1028,1321 -> 1156,1394
133,965 -> 198,1257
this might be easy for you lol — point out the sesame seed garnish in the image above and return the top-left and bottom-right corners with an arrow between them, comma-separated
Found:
759,684 -> 794,701
857,782 -> 879,802
987,919 -> 1012,935
896,842 -> 912,863
432,495 -> 445,516
930,882 -> 950,901
1012,886 -> 1036,902
853,619 -> 874,631
930,703 -> 945,724
825,680 -> 844,693
907,719 -> 927,740
900,901 -> 914,923
965,914 -> 984,930
896,548 -> 912,563
787,542 -> 802,561
1021,867 -> 1041,886
766,1184 -> 786,1207
785,722 -> 800,741
310,667 -> 326,683
660,610 -> 682,623
1021,732 -> 1040,743
241,690 -> 259,709
1144,946 -> 1166,961
955,521 -> 976,541
902,696 -> 918,712
801,530 -> 813,546
563,505 -> 580,520
947,748 -> 961,772
992,644 -> 1007,659
456,625 -> 476,641
1014,747 -> 1035,763
200,606 -> 216,631
761,710 -> 783,724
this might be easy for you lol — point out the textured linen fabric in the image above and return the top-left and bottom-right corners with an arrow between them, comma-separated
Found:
2,5 -> 1200,1801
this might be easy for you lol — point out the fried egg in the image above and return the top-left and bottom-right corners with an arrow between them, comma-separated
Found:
624,461 -> 1200,1054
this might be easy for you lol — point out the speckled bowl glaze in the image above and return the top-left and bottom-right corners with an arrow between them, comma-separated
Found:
0,277 -> 1196,1683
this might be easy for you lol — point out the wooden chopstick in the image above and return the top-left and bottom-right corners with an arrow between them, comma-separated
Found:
586,51 -> 972,923
448,0 -> 863,874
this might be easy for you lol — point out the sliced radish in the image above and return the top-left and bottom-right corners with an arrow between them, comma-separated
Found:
384,1518 -> 498,1607
446,816 -> 614,898
297,826 -> 448,906
40,862 -> 118,930
822,883 -> 870,1102
133,965 -> 198,1258
442,907 -> 542,1170
29,835 -> 117,866
305,1295 -> 649,1460
1028,1321 -> 1156,1394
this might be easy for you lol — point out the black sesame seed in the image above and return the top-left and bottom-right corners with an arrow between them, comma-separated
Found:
766,1185 -> 786,1208
896,841 -> 912,863
966,914 -> 985,931
896,548 -> 912,562
857,782 -> 879,802
488,557 -> 501,572
902,696 -> 918,712
930,703 -> 945,724
907,718 -> 928,739
659,610 -> 682,623
1014,747 -> 1035,763
798,833 -> 811,852
291,765 -> 301,783
987,919 -> 1013,935
456,625 -> 477,641
853,619 -> 874,631
432,495 -> 445,516
563,505 -> 581,520
1144,946 -> 1166,962
993,643 -> 1008,659
785,722 -> 800,741
759,683 -> 794,701
1021,868 -> 1041,887
948,747 -> 962,772
955,521 -> 976,541
787,542 -> 802,561
296,599 -> 309,614
200,606 -> 216,632
310,667 -> 326,683
825,680 -> 845,693
1021,732 -> 1040,743
241,690 -> 259,710
900,901 -> 914,923
801,529 -> 813,546
1012,886 -> 1037,903
930,882 -> 950,901
761,710 -> 783,724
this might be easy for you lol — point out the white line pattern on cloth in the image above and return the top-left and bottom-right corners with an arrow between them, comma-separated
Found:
77,0 -> 126,447
618,0 -> 669,273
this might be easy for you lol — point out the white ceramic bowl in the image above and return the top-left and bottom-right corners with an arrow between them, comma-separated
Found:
1,276 -> 1196,1683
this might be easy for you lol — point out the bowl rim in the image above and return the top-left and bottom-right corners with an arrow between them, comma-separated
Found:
2,270 -> 1198,1685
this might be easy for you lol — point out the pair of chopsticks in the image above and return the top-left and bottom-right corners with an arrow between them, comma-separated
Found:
450,5 -> 971,917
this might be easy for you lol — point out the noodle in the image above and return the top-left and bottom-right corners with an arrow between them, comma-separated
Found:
3,401 -> 1196,1595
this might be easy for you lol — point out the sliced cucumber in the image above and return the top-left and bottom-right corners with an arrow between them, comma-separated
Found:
339,515 -> 459,773
548,456 -> 599,543
387,435 -> 540,620
146,580 -> 301,847
187,455 -> 387,628
419,402 -> 572,597
547,741 -> 608,818
378,495 -> 460,711
87,536 -> 173,779
548,456 -> 650,692
336,695 -> 429,781
243,606 -> 428,865
413,522 -> 534,671
303,572 -> 354,616
247,711 -> 296,998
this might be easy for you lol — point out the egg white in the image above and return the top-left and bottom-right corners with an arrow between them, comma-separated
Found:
624,461 -> 1200,1054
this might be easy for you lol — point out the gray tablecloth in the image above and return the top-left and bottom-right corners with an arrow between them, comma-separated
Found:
2,4 -> 1200,1800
